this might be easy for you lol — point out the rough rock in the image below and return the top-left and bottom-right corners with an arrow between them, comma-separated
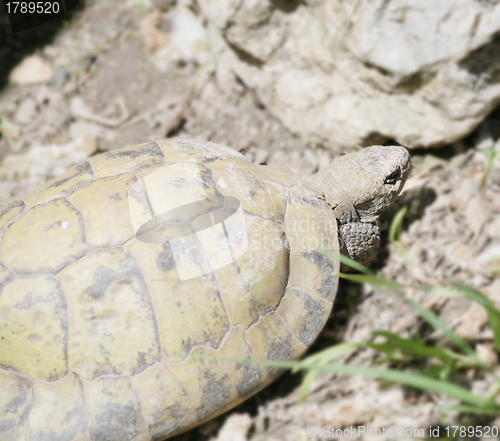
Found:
140,2 -> 213,73
199,0 -> 500,151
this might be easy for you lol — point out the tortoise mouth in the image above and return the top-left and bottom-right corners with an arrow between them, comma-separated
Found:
136,196 -> 241,243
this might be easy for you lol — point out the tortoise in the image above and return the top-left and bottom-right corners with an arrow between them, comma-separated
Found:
0,138 -> 411,441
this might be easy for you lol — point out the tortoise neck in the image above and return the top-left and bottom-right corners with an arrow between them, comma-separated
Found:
308,167 -> 359,224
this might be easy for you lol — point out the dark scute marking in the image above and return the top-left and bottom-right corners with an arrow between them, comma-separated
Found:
14,276 -> 66,310
30,398 -> 88,441
75,161 -> 93,174
150,403 -> 189,440
236,364 -> 263,398
0,261 -> 11,277
199,166 -> 218,189
13,290 -> 38,309
135,351 -> 159,375
0,373 -> 34,434
0,419 -> 16,433
231,158 -> 267,195
49,162 -> 93,188
5,387 -> 30,414
11,277 -> 69,379
62,399 -> 87,426
84,251 -> 162,373
266,339 -> 293,377
86,265 -> 122,299
0,200 -> 26,222
195,370 -> 231,422
171,235 -> 211,280
1,200 -> 26,213
49,177 -> 73,190
46,220 -> 66,231
110,192 -> 124,201
249,297 -> 277,327
176,279 -> 230,353
230,261 -> 251,293
166,177 -> 189,189
180,336 -> 195,355
296,290 -> 328,346
118,251 -> 162,371
156,243 -> 177,273
173,139 -> 210,152
90,403 -> 144,441
105,142 -> 163,160
248,246 -> 289,325
302,250 -> 337,301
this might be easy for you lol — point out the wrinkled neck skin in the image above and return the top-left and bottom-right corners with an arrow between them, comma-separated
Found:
308,145 -> 412,224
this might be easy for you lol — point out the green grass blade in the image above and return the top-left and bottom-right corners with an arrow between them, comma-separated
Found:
298,370 -> 318,403
403,294 -> 476,358
297,342 -> 360,371
297,343 -> 360,402
316,249 -> 373,275
365,343 -> 408,362
207,356 -> 500,411
389,205 -> 408,243
437,405 -> 500,415
425,286 -> 498,375
451,283 -> 500,350
481,146 -> 500,189
371,331 -> 457,363
294,363 -> 499,410
335,270 -> 477,358
422,365 -> 450,380
339,273 -> 405,290
334,272 -> 476,358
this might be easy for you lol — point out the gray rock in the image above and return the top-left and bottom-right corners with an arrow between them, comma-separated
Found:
199,0 -> 500,151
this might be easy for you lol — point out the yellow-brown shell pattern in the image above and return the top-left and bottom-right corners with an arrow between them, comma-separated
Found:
0,139 -> 339,441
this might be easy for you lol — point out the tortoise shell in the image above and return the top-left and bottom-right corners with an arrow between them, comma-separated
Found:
0,139 -> 338,441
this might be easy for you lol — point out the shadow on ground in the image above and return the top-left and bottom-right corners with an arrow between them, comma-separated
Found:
0,0 -> 86,90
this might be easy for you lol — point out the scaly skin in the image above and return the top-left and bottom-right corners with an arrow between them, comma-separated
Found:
308,145 -> 412,269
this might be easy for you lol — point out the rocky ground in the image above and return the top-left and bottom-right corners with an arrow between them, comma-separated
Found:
1,0 -> 499,440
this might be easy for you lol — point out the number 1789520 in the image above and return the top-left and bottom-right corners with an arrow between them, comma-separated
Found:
5,2 -> 60,13
444,426 -> 498,438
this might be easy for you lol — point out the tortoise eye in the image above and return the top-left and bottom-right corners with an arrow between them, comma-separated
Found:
384,170 -> 399,185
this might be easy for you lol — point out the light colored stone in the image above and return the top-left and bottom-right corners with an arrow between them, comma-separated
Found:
455,302 -> 488,341
475,343 -> 498,368
14,98 -> 37,125
9,55 -> 54,85
477,243 -> 500,276
201,0 -> 500,151
211,413 -> 252,441
69,121 -> 117,144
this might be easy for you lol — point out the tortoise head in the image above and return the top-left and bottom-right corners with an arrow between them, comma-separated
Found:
309,145 -> 412,223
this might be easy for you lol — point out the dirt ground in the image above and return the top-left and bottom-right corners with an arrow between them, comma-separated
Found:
1,1 -> 500,440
